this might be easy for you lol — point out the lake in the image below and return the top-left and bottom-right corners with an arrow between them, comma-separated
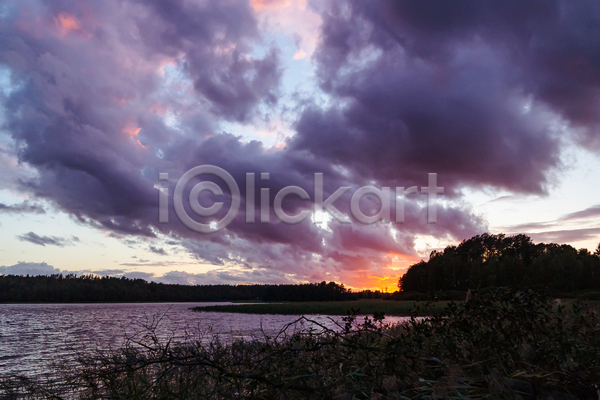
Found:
0,303 -> 412,378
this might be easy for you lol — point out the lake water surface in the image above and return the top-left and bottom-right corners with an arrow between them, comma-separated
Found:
0,303 -> 411,377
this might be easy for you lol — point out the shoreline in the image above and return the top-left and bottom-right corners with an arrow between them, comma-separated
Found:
191,299 -> 449,316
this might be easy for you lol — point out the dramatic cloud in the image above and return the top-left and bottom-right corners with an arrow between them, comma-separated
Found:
1,0 -> 599,287
292,0 -> 595,194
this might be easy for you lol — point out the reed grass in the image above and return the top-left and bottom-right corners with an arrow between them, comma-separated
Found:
3,289 -> 600,399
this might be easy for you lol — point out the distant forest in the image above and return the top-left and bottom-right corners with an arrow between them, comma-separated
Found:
5,233 -> 598,303
399,233 -> 600,294
0,276 -> 382,303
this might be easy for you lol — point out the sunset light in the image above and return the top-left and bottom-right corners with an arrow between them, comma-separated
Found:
3,1 -> 600,395
2,0 -> 600,290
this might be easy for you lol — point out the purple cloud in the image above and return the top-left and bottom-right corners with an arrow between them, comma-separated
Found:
2,0 -> 599,287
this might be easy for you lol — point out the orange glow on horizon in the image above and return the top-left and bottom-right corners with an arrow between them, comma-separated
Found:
343,276 -> 400,293
340,253 -> 421,291
340,268 -> 400,292
340,273 -> 401,292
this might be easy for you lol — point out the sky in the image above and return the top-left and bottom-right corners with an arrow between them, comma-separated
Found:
1,0 -> 600,290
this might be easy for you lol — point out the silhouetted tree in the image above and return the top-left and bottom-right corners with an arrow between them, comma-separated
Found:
398,233 -> 600,293
0,275 -> 355,303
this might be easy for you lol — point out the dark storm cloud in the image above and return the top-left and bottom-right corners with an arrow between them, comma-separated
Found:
294,0 -> 598,195
138,0 -> 282,122
0,0 -> 282,238
17,231 -> 77,247
4,0 -> 599,285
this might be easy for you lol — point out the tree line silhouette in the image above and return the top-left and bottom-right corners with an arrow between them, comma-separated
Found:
0,274 -> 361,303
7,232 -> 589,303
399,233 -> 600,294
